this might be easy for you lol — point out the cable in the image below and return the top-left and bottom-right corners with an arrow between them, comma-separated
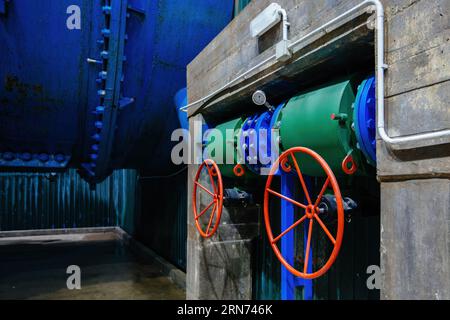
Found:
138,166 -> 187,180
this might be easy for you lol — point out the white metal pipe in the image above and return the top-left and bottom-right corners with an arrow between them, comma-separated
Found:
180,54 -> 276,111
278,8 -> 289,42
367,0 -> 450,144
183,0 -> 450,146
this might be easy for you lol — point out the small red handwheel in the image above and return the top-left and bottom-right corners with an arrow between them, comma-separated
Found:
264,147 -> 344,279
193,159 -> 224,238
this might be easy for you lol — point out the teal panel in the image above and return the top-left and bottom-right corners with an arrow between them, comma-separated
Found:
234,0 -> 252,16
0,169 -> 137,231
136,170 -> 187,271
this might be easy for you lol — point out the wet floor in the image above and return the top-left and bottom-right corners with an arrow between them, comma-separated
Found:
0,234 -> 186,300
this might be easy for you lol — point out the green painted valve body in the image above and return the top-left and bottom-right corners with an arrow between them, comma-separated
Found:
278,79 -> 359,177
205,117 -> 244,177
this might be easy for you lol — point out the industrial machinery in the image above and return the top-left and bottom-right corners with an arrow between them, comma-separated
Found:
0,0 -> 234,185
192,75 -> 376,281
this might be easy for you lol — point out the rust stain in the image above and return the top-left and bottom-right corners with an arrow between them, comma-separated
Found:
33,84 -> 43,95
3,75 -> 61,113
5,74 -> 31,99
4,75 -> 19,92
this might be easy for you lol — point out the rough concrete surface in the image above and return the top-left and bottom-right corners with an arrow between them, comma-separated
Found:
381,179 -> 450,299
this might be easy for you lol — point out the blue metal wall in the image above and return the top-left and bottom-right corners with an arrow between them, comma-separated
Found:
0,169 -> 137,232
0,0 -> 234,184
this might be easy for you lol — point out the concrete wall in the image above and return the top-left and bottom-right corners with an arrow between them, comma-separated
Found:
186,115 -> 260,300
375,0 -> 450,300
381,179 -> 450,299
187,0 -> 450,299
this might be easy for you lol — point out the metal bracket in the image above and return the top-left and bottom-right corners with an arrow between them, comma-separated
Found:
127,0 -> 146,17
127,4 -> 146,17
119,96 -> 135,109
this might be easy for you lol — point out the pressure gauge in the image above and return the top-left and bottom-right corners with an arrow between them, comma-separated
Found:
252,90 -> 267,106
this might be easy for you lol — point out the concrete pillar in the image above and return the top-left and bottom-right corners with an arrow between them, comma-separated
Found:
186,115 -> 260,300
380,179 -> 450,299
378,0 -> 450,300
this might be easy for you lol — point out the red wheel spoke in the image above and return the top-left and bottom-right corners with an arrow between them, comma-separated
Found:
314,213 -> 336,245
289,153 -> 312,205
195,200 -> 216,220
267,189 -> 307,210
314,177 -> 330,208
263,147 -> 344,279
205,163 -> 218,194
304,219 -> 314,273
195,181 -> 214,197
272,215 -> 308,244
206,203 -> 217,235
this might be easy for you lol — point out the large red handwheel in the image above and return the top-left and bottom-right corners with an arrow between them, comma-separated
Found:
193,159 -> 223,238
264,147 -> 344,279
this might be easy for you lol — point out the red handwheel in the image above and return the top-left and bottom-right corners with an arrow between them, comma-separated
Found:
264,147 -> 344,279
192,159 -> 223,238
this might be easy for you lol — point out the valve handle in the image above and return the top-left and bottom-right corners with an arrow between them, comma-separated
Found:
192,159 -> 223,238
264,147 -> 344,279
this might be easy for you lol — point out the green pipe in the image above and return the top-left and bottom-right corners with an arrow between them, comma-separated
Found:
205,117 -> 244,177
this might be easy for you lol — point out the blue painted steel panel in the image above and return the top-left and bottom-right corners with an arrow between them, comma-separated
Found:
0,0 -> 234,183
114,0 -> 234,175
0,1 -> 102,170
0,0 -> 6,14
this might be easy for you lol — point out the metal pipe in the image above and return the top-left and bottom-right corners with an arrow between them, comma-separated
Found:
367,0 -> 450,145
289,0 -> 450,145
180,54 -> 276,111
278,8 -> 289,42
183,0 -> 450,146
